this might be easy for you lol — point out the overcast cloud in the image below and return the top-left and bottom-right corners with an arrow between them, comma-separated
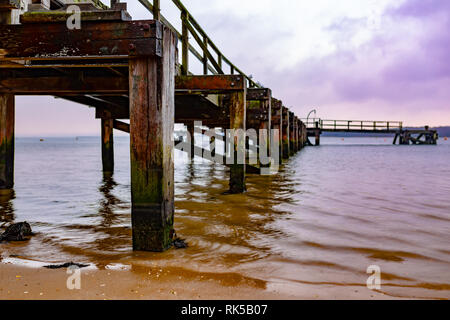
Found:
15,0 -> 449,136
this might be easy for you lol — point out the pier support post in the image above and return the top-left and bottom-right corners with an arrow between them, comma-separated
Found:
315,131 -> 321,146
187,123 -> 195,160
229,89 -> 246,193
259,97 -> 271,167
210,129 -> 216,158
271,100 -> 283,161
315,122 -> 321,146
282,107 -> 290,159
129,27 -> 177,252
0,94 -> 14,193
101,115 -> 114,174
289,112 -> 295,156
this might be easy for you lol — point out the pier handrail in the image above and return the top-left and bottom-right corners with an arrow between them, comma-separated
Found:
137,0 -> 260,88
301,119 -> 404,132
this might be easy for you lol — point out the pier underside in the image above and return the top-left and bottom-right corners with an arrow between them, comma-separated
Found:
0,5 -> 307,251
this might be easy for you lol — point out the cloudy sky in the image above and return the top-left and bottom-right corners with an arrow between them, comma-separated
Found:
15,0 -> 450,136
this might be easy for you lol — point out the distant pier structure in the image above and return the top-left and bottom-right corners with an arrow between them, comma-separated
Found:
303,120 -> 438,146
0,0 -> 308,251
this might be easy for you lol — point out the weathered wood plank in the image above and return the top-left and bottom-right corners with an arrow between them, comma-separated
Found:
247,88 -> 271,101
113,120 -> 130,133
0,76 -> 128,94
20,10 -> 132,24
175,75 -> 244,92
0,20 -> 162,59
129,26 -> 176,252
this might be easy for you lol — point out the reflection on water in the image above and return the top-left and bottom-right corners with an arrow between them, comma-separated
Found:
0,191 -> 15,226
0,137 -> 449,299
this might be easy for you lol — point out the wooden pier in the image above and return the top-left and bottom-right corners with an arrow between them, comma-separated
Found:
304,119 -> 438,145
0,0 -> 308,251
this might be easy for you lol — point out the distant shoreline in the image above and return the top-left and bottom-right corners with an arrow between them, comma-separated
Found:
15,126 -> 450,139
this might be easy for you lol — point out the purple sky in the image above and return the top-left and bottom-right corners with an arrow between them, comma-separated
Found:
15,0 -> 450,136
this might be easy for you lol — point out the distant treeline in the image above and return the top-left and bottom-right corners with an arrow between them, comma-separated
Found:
321,126 -> 450,137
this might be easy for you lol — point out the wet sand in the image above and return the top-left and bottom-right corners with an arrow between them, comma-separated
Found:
0,263 -> 394,300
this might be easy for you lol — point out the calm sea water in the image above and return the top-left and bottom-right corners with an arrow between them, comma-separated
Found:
1,136 -> 449,299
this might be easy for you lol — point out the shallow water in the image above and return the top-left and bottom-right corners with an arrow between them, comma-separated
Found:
1,136 -> 449,299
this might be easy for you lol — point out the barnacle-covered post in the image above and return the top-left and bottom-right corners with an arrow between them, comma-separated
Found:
259,89 -> 271,166
271,99 -> 283,161
282,107 -> 290,159
289,111 -> 295,156
0,0 -> 17,193
129,23 -> 177,251
101,112 -> 114,174
228,85 -> 247,193
293,116 -> 299,153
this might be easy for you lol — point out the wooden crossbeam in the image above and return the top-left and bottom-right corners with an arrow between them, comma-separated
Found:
0,76 -> 128,94
247,88 -> 271,101
113,120 -> 130,133
0,20 -> 162,59
175,75 -> 245,92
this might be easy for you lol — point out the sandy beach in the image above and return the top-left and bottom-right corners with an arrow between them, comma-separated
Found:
0,261 -> 395,300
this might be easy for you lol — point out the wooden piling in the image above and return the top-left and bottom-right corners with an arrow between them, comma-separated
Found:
187,123 -> 195,159
101,116 -> 114,174
210,129 -> 216,158
289,111 -> 295,156
129,26 -> 176,252
282,107 -> 290,159
229,89 -> 246,194
0,94 -> 14,193
0,7 -> 15,193
259,96 -> 271,167
271,99 -> 283,161
315,131 -> 321,146
315,121 -> 321,146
